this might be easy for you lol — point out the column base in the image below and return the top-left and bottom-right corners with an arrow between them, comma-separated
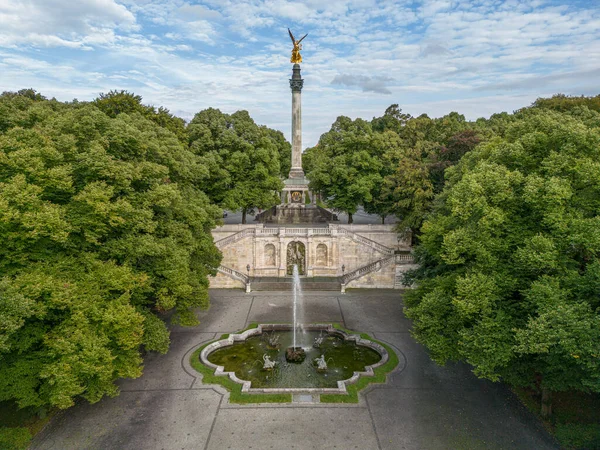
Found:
288,168 -> 305,178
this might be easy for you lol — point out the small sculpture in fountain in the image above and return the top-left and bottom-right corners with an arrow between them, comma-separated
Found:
262,354 -> 277,370
314,354 -> 328,372
265,331 -> 281,349
313,331 -> 325,349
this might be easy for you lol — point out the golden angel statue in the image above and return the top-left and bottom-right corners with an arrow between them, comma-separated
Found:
288,28 -> 307,64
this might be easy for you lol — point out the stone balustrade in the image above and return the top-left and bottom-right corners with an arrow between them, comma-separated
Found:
395,253 -> 415,264
341,255 -> 395,285
217,265 -> 249,284
216,225 -> 392,255
215,228 -> 256,249
335,226 -> 394,255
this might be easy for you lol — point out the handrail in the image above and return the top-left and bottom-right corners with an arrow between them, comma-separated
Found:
215,228 -> 255,249
336,227 -> 394,255
217,265 -> 249,284
340,255 -> 395,284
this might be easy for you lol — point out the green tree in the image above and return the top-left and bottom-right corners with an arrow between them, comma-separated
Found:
94,90 -> 187,143
404,107 -> 600,417
531,93 -> 600,114
0,90 -> 221,410
265,127 -> 292,177
428,129 -> 482,193
188,108 -> 284,223
306,116 -> 383,223
363,130 -> 405,223
381,146 -> 434,242
93,90 -> 145,117
371,104 -> 411,134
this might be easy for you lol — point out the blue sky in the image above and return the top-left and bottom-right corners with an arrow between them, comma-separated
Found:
1,0 -> 599,147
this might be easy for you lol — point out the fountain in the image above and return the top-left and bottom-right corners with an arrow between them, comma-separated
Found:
199,265 -> 389,394
285,265 -> 306,363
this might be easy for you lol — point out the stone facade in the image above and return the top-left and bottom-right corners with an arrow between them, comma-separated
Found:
211,224 -> 412,290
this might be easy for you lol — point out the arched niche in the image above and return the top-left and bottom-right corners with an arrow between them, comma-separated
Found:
286,241 -> 306,275
264,243 -> 276,266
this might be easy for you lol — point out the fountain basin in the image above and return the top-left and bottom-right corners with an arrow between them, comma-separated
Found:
199,324 -> 388,395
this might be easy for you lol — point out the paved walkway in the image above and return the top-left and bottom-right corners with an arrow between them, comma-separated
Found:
32,290 -> 558,450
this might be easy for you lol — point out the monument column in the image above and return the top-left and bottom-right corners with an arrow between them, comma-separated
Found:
289,64 -> 304,178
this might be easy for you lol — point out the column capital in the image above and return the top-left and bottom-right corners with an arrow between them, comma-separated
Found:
290,63 -> 303,92
289,79 -> 304,92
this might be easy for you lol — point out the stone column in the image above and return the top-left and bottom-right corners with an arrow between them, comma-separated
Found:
278,232 -> 286,277
289,64 -> 304,179
307,230 -> 313,277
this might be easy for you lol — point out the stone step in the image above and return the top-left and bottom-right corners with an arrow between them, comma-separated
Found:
251,278 -> 341,291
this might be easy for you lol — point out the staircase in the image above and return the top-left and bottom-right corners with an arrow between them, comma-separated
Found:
340,255 -> 396,292
213,225 -> 410,292
335,226 -> 394,255
215,228 -> 255,249
217,265 -> 249,284
250,277 -> 341,291
394,252 -> 415,289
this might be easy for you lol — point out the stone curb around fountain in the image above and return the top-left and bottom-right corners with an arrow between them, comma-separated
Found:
199,323 -> 389,397
180,337 -> 230,397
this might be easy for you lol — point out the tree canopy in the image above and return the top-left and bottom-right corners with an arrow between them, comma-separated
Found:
305,107 -> 480,229
93,90 -> 187,143
404,106 -> 600,415
304,116 -> 385,223
0,90 -> 221,410
188,108 -> 286,223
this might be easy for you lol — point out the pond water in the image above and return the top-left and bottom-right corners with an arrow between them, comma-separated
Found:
207,330 -> 381,389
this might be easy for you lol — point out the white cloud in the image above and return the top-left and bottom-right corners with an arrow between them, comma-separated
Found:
0,0 -> 137,48
331,74 -> 394,94
1,0 -> 599,148
176,4 -> 221,21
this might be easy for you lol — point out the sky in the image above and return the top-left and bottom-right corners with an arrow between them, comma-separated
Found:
1,0 -> 599,147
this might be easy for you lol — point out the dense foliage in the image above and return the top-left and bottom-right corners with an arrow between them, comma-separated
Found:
303,117 -> 385,223
304,105 -> 480,232
0,90 -> 222,410
531,93 -> 600,114
307,96 -> 600,420
93,90 -> 188,143
404,105 -> 600,415
188,108 -> 288,223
